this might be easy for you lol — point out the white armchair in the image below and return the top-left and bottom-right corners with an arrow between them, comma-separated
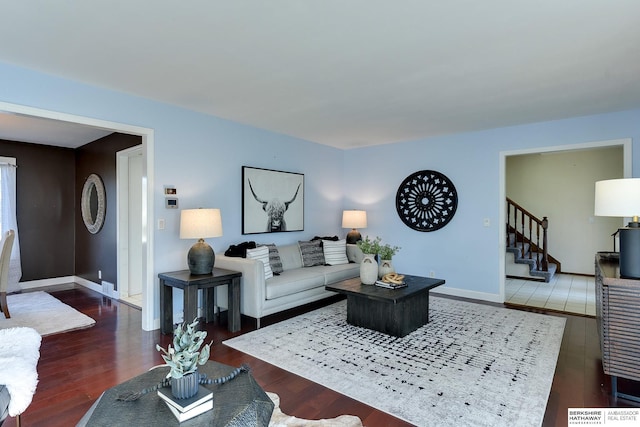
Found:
0,230 -> 15,319
0,327 -> 41,426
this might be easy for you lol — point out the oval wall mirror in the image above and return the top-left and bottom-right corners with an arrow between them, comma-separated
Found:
81,173 -> 106,234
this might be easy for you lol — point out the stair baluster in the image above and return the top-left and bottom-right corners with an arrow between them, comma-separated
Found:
506,198 -> 554,274
541,217 -> 549,271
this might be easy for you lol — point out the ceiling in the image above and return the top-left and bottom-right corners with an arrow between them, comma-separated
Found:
0,1 -> 639,150
0,113 -> 112,148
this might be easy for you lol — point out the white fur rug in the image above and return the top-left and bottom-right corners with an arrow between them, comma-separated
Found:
225,297 -> 566,427
0,327 -> 41,416
0,291 -> 95,336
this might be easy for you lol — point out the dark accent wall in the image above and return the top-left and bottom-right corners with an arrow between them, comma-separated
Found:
0,139 -> 76,281
75,133 -> 141,288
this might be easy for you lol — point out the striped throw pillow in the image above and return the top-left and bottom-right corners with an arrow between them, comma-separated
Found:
322,239 -> 349,265
246,246 -> 274,280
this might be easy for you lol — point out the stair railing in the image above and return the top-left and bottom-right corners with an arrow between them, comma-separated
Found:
506,198 -> 549,272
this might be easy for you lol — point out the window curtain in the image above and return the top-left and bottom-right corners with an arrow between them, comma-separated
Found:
0,163 -> 22,293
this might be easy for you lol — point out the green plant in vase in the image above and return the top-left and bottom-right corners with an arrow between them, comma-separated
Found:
378,243 -> 401,260
157,317 -> 212,379
117,318 -> 249,402
378,243 -> 401,279
156,317 -> 212,398
356,236 -> 381,284
356,235 -> 382,255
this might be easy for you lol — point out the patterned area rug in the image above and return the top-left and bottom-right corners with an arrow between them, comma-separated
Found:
224,296 -> 565,427
1,291 -> 95,336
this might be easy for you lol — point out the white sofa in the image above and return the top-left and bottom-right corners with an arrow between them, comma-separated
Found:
216,242 -> 363,327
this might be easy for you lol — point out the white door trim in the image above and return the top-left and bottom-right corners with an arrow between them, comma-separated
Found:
0,101 -> 156,331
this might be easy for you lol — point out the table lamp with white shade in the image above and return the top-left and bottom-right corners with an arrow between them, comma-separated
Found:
342,210 -> 367,244
594,178 -> 640,279
180,208 -> 223,275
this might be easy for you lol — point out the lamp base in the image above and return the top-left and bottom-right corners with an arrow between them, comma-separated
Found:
187,239 -> 214,275
619,228 -> 640,279
346,229 -> 362,244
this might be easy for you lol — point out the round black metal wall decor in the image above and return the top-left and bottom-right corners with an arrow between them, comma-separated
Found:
395,170 -> 458,232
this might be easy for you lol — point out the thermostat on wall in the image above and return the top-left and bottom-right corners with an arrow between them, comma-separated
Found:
166,198 -> 178,209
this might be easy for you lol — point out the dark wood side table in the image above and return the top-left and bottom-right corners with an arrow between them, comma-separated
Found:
159,268 -> 242,334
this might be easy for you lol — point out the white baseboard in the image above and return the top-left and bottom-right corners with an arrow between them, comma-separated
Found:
19,276 -> 77,290
72,276 -> 103,293
20,276 -> 120,299
433,286 -> 503,304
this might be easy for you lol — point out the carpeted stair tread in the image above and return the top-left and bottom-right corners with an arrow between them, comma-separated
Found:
506,233 -> 556,282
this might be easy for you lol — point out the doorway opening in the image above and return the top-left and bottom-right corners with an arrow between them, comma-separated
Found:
499,138 -> 631,312
0,101 -> 155,330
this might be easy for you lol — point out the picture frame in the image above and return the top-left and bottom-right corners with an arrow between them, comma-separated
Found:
242,166 -> 304,234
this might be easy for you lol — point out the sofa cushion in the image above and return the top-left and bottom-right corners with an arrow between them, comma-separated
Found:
322,239 -> 349,265
277,244 -> 304,270
318,263 -> 361,284
246,246 -> 273,280
263,244 -> 283,274
298,240 -> 325,267
265,269 -> 326,299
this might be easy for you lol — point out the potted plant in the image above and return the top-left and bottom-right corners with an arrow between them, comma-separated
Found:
356,236 -> 381,284
156,317 -> 212,399
356,235 -> 381,255
378,243 -> 401,278
378,243 -> 401,260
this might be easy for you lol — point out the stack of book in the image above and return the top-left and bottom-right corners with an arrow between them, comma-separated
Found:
375,280 -> 407,289
157,386 -> 214,422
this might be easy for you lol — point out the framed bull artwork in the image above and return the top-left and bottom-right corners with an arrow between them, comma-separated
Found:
242,166 -> 304,234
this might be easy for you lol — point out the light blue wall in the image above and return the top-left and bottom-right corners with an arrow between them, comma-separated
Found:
344,109 -> 640,298
3,60 -> 640,312
0,61 -> 345,319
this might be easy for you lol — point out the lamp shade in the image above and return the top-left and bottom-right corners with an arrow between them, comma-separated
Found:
594,178 -> 640,279
594,178 -> 640,218
180,208 -> 223,239
342,210 -> 367,229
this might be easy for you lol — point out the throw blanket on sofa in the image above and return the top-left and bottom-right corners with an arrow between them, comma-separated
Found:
0,327 -> 41,416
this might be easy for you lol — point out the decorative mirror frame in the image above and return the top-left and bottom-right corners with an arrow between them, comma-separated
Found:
81,173 -> 106,234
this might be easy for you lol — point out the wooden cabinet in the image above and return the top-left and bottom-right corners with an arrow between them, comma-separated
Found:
595,252 -> 640,402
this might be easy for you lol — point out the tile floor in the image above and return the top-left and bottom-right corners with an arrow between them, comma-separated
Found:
505,273 -> 596,316
120,293 -> 142,308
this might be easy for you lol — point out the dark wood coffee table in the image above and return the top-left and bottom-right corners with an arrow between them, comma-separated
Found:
326,274 -> 445,337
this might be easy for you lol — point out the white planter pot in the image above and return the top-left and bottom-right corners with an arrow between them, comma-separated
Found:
378,259 -> 394,279
360,254 -> 378,285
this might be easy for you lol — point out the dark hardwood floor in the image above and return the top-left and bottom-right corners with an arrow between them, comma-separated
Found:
2,285 -> 639,427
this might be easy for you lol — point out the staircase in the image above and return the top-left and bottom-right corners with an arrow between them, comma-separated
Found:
506,198 -> 560,283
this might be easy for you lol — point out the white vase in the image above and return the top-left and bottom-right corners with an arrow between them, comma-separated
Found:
378,259 -> 394,278
360,254 -> 378,285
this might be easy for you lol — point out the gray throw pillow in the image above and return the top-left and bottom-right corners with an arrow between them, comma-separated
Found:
298,240 -> 325,267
